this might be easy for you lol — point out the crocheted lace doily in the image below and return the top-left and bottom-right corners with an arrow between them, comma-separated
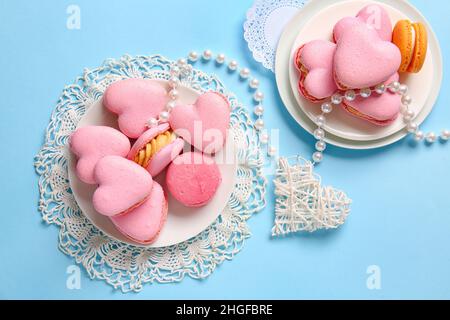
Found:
34,54 -> 266,292
244,0 -> 307,71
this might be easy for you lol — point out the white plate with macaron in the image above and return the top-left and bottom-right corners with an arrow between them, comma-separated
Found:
275,0 -> 443,149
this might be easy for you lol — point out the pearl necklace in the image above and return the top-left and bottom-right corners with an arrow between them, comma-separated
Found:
311,83 -> 450,164
147,49 -> 275,157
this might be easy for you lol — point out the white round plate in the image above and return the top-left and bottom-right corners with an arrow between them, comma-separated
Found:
275,0 -> 443,149
68,82 -> 238,248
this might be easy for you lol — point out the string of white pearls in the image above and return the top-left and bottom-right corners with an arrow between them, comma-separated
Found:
311,101 -> 332,164
386,81 -> 450,144
311,81 -> 449,164
146,59 -> 187,128
188,49 -> 275,157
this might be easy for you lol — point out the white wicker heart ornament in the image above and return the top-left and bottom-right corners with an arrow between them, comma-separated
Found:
272,157 -> 351,236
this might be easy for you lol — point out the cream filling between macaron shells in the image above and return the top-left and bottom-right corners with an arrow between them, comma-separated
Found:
410,24 -> 416,59
133,129 -> 178,169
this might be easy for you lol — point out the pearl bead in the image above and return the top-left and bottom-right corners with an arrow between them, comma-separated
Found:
216,53 -> 226,64
414,131 -> 424,141
375,84 -> 386,94
255,119 -> 264,131
254,105 -> 264,116
177,58 -> 187,66
400,105 -> 409,115
312,152 -> 323,163
268,146 -> 277,157
316,115 -> 326,127
168,76 -> 179,88
360,88 -> 371,98
169,89 -> 179,100
314,128 -> 325,140
188,51 -> 199,62
166,100 -> 176,111
159,111 -> 170,122
147,117 -> 158,127
402,95 -> 412,105
239,68 -> 250,79
398,84 -> 408,95
321,102 -> 333,114
249,78 -> 259,89
441,130 -> 450,141
407,122 -> 418,133
345,90 -> 356,101
403,110 -> 415,123
331,94 -> 343,105
315,141 -> 326,152
388,81 -> 400,93
426,132 -> 437,143
260,133 -> 269,145
202,49 -> 212,60
254,91 -> 264,102
228,60 -> 238,71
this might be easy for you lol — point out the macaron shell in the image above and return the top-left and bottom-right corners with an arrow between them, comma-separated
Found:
70,126 -> 131,185
334,21 -> 401,89
93,156 -> 153,217
407,22 -> 427,73
333,17 -> 359,42
166,152 -> 221,208
110,181 -> 168,245
392,20 -> 414,73
147,138 -> 184,177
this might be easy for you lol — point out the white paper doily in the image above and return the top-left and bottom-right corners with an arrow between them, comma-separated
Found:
244,0 -> 308,71
34,54 -> 266,292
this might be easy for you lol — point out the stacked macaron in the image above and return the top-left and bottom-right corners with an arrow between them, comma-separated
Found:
294,4 -> 428,126
70,79 -> 230,244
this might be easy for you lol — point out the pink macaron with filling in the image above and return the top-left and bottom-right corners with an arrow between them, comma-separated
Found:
127,123 -> 184,177
70,126 -> 131,185
93,156 -> 153,217
341,73 -> 401,126
103,79 -> 168,139
294,40 -> 338,103
110,181 -> 168,245
166,152 -> 221,208
169,92 -> 230,154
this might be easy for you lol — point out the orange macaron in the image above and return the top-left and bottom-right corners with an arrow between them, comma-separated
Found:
392,20 -> 428,73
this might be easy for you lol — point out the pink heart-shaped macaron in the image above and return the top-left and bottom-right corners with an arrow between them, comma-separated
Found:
93,156 -> 153,217
295,40 -> 338,102
334,22 -> 401,89
169,92 -> 230,154
70,126 -> 131,184
103,79 -> 168,139
334,4 -> 393,42
341,73 -> 401,126
111,181 -> 167,245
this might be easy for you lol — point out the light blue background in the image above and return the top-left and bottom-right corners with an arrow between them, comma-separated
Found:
0,0 -> 449,299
